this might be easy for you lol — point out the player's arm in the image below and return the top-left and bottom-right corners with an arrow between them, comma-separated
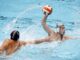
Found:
33,36 -> 51,44
41,12 -> 55,36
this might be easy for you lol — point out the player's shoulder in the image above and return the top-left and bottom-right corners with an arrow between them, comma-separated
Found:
3,39 -> 10,43
1,39 -> 10,46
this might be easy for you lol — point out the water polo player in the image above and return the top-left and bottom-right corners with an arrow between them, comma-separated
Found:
33,5 -> 71,44
0,30 -> 27,55
29,5 -> 72,44
40,5 -> 71,41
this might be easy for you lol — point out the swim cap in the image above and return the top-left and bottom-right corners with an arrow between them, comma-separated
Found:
56,23 -> 65,33
42,5 -> 52,15
56,23 -> 64,28
10,30 -> 20,41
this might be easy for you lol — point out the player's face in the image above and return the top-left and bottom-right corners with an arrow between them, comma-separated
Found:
59,25 -> 65,35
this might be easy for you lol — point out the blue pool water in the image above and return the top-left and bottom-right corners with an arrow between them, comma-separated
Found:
0,0 -> 80,60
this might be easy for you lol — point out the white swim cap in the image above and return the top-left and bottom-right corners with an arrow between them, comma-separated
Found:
55,28 -> 59,32
56,23 -> 64,28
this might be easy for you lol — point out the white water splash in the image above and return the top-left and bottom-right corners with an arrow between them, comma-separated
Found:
2,5 -> 42,34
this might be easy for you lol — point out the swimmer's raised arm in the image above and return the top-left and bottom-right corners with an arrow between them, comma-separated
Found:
41,12 -> 55,36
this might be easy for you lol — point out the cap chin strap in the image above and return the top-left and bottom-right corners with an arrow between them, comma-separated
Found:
59,31 -> 65,40
12,31 -> 16,40
60,34 -> 63,40
55,28 -> 63,40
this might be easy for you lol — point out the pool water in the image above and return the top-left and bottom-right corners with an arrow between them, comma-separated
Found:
0,0 -> 80,60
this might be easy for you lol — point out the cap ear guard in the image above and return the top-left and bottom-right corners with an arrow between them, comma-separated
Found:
11,31 -> 16,39
55,28 -> 59,32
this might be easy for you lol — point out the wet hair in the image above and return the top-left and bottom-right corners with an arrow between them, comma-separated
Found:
10,30 -> 20,41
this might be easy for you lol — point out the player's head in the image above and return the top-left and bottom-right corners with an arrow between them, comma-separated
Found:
57,23 -> 65,35
10,30 -> 20,41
